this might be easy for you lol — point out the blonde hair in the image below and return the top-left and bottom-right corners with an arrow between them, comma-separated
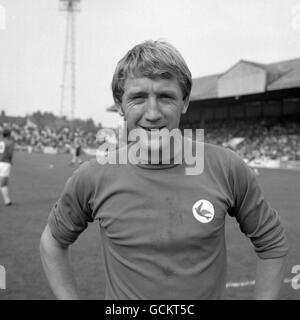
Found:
112,40 -> 192,104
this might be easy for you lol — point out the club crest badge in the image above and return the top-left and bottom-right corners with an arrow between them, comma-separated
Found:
192,199 -> 214,223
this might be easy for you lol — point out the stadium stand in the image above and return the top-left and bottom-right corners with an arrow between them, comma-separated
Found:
181,57 -> 300,126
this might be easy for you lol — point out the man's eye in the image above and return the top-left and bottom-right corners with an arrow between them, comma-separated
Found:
132,96 -> 145,102
160,95 -> 173,100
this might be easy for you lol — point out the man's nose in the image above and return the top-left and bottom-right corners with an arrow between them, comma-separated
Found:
144,98 -> 163,122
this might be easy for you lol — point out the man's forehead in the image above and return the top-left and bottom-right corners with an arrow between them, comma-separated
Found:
124,76 -> 181,94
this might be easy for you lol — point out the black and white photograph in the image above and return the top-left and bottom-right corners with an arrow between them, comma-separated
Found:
0,0 -> 300,302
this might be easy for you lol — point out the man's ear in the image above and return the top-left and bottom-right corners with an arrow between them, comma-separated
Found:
181,97 -> 190,114
115,103 -> 124,116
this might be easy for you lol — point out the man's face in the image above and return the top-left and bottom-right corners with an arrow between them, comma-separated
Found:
116,76 -> 189,151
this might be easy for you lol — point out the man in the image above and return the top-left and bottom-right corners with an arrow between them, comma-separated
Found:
70,133 -> 83,166
0,128 -> 14,206
40,40 -> 288,300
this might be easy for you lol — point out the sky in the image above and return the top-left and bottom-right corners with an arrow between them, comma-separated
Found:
0,0 -> 300,128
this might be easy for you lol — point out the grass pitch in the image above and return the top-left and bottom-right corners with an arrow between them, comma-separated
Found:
0,152 -> 299,300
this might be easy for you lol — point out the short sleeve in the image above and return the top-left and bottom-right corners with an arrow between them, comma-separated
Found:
48,161 -> 94,246
227,151 -> 289,259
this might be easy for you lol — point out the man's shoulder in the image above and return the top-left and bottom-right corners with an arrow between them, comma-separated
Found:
188,139 -> 247,174
73,157 -> 126,181
203,141 -> 244,163
189,139 -> 232,161
202,143 -> 254,179
74,158 -> 104,176
203,141 -> 229,154
66,159 -> 105,192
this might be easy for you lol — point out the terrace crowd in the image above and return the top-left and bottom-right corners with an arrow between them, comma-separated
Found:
203,119 -> 300,161
1,119 -> 300,161
0,122 -> 100,151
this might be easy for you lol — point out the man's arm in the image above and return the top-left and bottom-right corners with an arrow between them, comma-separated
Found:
40,224 -> 79,300
254,256 -> 286,300
227,150 -> 289,299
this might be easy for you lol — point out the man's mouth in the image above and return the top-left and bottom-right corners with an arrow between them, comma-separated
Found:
138,126 -> 166,132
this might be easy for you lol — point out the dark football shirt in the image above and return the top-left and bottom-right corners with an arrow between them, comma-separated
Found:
48,141 -> 288,299
0,138 -> 14,163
